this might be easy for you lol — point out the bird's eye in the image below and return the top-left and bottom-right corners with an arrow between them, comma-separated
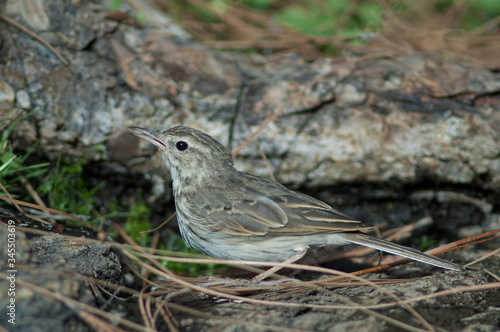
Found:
176,141 -> 188,151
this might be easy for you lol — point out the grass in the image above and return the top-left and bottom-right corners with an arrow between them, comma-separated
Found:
37,157 -> 107,219
0,113 -> 49,196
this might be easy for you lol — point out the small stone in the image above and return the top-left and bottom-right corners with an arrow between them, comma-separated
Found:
0,80 -> 15,111
16,90 -> 31,110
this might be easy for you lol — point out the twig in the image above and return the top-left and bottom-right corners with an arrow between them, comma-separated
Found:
0,181 -> 53,226
141,212 -> 176,233
0,193 -> 92,228
19,175 -> 58,225
0,13 -> 68,65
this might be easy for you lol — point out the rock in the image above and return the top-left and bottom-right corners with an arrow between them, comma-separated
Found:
0,80 -> 15,111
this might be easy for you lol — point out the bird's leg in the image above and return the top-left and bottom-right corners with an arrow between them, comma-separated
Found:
251,249 -> 307,283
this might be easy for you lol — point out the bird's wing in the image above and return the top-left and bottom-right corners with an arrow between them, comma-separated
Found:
193,189 -> 372,237
194,194 -> 287,236
265,194 -> 373,235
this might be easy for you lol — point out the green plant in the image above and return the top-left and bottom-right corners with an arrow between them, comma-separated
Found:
413,234 -> 439,252
0,113 -> 49,199
159,231 -> 221,275
122,199 -> 153,246
275,1 -> 380,37
460,0 -> 500,31
0,113 -> 110,226
37,157 -> 106,218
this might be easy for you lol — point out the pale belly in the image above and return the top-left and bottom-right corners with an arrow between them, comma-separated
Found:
178,218 -> 349,262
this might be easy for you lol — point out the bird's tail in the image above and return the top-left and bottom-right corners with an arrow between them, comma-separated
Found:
342,232 -> 463,271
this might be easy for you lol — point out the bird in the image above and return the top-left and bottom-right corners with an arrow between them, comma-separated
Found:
127,125 -> 463,281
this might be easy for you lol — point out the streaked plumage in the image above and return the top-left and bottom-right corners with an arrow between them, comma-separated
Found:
128,126 -> 463,273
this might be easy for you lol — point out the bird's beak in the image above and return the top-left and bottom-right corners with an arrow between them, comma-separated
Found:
127,126 -> 166,150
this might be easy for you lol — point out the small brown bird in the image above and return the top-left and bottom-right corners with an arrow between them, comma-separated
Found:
128,126 -> 462,280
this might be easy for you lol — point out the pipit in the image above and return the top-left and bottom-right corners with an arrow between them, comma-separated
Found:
128,126 -> 463,281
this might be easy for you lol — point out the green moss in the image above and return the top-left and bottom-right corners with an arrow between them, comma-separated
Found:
159,232 -> 221,275
123,200 -> 152,246
413,234 -> 439,252
34,157 -> 105,225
